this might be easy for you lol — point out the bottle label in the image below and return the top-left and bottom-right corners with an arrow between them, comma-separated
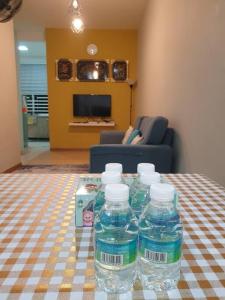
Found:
139,236 -> 182,264
95,239 -> 137,266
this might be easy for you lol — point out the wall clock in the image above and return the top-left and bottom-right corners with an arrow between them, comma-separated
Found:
87,44 -> 98,56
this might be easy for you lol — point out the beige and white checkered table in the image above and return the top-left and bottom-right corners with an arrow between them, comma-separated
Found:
0,173 -> 225,300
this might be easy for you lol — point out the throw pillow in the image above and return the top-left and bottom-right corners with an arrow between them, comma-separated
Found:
122,126 -> 133,144
126,129 -> 141,144
131,134 -> 143,145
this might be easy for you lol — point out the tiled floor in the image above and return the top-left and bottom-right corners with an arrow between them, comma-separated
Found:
21,141 -> 89,165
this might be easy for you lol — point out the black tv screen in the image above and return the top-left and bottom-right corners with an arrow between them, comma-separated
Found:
73,94 -> 111,117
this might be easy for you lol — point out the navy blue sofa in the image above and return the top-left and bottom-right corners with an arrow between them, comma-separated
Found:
89,116 -> 174,173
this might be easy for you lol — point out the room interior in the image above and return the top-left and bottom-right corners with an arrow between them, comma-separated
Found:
0,1 -> 225,299
0,0 -> 225,187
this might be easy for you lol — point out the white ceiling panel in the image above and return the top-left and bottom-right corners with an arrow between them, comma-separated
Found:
14,0 -> 148,39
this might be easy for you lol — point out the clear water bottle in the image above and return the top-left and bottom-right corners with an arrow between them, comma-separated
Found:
130,163 -> 155,196
95,184 -> 138,293
94,171 -> 121,216
105,163 -> 123,173
105,162 -> 127,185
139,183 -> 183,291
137,163 -> 155,175
160,177 -> 180,209
129,172 -> 160,218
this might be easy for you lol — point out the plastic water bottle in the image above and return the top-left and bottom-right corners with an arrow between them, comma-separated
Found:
105,163 -> 123,173
160,177 -> 180,209
105,162 -> 128,185
94,171 -> 121,216
137,163 -> 155,175
139,183 -> 183,291
129,172 -> 160,218
130,163 -> 155,195
95,184 -> 138,293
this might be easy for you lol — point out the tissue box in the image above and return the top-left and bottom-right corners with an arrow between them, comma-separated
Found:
75,176 -> 101,227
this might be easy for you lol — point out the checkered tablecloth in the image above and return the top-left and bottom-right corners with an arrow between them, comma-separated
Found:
0,173 -> 224,300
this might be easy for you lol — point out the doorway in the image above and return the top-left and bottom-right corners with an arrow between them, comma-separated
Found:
17,41 -> 50,162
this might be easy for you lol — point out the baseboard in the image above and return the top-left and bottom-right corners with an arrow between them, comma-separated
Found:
3,163 -> 22,173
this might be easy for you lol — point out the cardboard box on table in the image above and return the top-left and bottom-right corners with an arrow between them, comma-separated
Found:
75,177 -> 101,227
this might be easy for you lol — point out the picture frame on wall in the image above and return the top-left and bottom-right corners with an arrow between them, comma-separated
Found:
76,60 -> 109,82
111,60 -> 128,82
56,58 -> 74,81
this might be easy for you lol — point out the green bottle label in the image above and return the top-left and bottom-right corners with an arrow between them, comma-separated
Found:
95,239 -> 137,266
139,236 -> 182,264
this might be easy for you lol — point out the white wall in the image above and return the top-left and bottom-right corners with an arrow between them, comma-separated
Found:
0,21 -> 21,172
136,0 -> 225,186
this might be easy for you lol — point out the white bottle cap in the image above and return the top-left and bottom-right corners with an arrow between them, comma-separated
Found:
137,163 -> 155,175
140,172 -> 161,186
150,183 -> 175,202
101,171 -> 121,185
105,184 -> 129,202
105,163 -> 123,173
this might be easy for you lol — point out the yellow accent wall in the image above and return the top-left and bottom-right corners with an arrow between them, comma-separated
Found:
46,29 -> 137,149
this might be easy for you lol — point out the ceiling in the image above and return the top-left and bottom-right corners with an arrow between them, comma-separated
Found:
17,41 -> 46,57
14,0 -> 148,40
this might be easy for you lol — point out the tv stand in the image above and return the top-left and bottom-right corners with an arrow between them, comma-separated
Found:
69,120 -> 115,127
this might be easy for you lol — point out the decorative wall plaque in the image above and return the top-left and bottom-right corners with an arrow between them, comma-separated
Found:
111,60 -> 128,82
56,58 -> 73,81
87,44 -> 98,56
76,60 -> 109,81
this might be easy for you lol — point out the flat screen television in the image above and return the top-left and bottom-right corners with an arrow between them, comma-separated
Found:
73,94 -> 111,117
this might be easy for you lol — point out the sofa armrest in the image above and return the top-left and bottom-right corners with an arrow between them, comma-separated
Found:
89,144 -> 173,173
100,131 -> 125,144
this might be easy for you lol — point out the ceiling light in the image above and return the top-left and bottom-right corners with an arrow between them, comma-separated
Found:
72,0 -> 79,10
18,45 -> 29,51
70,0 -> 84,34
71,16 -> 84,34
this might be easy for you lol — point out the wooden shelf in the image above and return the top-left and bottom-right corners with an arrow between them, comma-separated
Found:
69,121 -> 115,127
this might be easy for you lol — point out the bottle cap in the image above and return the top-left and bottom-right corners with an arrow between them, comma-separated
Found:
140,172 -> 161,185
105,163 -> 123,173
137,163 -> 155,175
105,184 -> 129,202
150,183 -> 175,202
101,171 -> 121,184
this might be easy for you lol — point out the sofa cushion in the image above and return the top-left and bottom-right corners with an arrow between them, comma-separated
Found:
139,116 -> 168,145
130,134 -> 143,144
134,116 -> 144,129
122,126 -> 133,144
126,129 -> 141,144
161,128 -> 174,146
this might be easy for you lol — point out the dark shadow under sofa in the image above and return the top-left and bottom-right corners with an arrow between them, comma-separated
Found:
89,116 -> 174,173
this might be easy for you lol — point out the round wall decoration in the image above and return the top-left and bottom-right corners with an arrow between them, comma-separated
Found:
87,44 -> 98,56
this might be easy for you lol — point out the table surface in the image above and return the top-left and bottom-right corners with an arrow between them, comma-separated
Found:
0,173 -> 225,300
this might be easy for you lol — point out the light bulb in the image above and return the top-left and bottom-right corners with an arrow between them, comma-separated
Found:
71,16 -> 84,33
72,0 -> 79,9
